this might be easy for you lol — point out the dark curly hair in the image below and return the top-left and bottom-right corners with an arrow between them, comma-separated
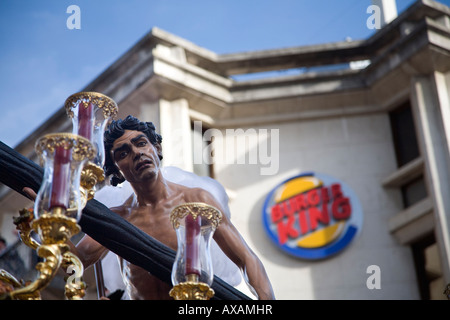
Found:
104,115 -> 163,186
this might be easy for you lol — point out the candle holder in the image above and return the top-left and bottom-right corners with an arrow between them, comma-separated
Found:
64,92 -> 118,203
0,92 -> 118,300
65,91 -> 118,300
0,133 -> 95,300
169,203 -> 222,300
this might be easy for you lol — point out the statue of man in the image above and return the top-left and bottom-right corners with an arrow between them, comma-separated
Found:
70,115 -> 275,300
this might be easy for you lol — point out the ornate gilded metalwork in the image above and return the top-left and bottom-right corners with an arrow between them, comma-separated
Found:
170,202 -> 222,230
32,209 -> 81,245
62,251 -> 86,300
0,208 -> 83,300
3,209 -> 85,300
0,269 -> 23,290
13,208 -> 39,250
80,162 -> 105,202
2,208 -> 84,299
4,243 -> 65,300
169,281 -> 215,300
1,92 -> 112,300
35,133 -> 96,163
64,91 -> 118,119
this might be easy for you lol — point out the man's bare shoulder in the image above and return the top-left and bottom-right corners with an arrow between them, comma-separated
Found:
168,181 -> 216,204
107,194 -> 135,217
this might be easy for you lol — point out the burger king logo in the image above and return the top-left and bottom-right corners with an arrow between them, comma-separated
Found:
262,172 -> 363,260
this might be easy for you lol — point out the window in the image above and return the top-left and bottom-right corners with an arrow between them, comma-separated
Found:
389,102 -> 420,167
401,176 -> 427,208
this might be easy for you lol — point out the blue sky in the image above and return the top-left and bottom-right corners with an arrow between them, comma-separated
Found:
0,0 -> 447,148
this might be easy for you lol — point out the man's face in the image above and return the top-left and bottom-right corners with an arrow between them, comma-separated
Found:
111,130 -> 162,184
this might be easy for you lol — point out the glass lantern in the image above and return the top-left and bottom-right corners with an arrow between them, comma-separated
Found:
34,133 -> 95,223
64,92 -> 118,201
169,202 -> 222,300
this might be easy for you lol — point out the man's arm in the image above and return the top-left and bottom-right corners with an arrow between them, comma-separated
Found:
197,190 -> 275,300
69,234 -> 108,269
70,204 -> 130,268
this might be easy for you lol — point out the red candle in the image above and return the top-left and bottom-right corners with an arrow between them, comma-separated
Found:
185,215 -> 201,277
49,146 -> 72,210
78,102 -> 94,141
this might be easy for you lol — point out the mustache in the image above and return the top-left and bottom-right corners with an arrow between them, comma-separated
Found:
134,155 -> 154,170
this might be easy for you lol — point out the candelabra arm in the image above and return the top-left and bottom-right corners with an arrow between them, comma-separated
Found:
1,210 -> 82,300
62,251 -> 86,300
6,243 -> 65,300
80,162 -> 105,202
13,208 -> 40,250
0,269 -> 23,289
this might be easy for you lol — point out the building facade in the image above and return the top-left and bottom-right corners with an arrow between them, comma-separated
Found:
1,0 -> 449,299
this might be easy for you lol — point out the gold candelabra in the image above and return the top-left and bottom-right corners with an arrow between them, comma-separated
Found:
0,92 -> 118,300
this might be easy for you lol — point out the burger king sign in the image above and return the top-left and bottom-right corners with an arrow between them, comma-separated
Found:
262,172 -> 363,260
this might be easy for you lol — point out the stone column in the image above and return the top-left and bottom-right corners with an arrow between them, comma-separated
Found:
410,72 -> 450,282
158,98 -> 193,172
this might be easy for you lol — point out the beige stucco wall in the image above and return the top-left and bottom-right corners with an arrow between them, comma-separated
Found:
212,113 -> 420,299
